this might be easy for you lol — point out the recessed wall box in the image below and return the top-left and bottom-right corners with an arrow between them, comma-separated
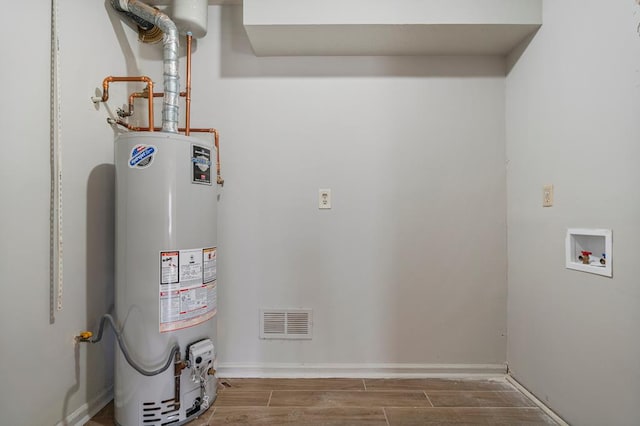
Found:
565,228 -> 612,277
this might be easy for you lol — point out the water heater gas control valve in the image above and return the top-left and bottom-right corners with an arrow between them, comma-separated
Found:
188,339 -> 215,381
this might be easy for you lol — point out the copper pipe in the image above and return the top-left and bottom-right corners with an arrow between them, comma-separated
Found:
96,76 -> 154,131
112,120 -> 149,132
113,120 -> 224,185
98,76 -> 151,102
213,129 -> 223,186
126,91 -> 187,117
120,88 -> 156,118
115,120 -> 209,134
173,351 -> 186,410
185,34 -> 193,136
126,89 -> 161,117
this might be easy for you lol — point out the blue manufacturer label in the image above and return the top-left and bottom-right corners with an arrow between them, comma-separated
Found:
129,144 -> 157,169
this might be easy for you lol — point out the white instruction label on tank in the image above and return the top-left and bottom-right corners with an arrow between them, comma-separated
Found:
203,247 -> 217,283
179,249 -> 203,284
159,247 -> 217,333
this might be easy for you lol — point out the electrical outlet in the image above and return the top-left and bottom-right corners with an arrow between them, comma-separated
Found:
319,189 -> 331,209
543,184 -> 553,207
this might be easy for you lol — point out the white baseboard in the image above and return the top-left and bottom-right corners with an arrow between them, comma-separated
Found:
56,386 -> 113,426
506,375 -> 569,426
217,362 -> 507,378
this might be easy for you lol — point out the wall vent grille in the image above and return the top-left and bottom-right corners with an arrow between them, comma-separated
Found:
260,309 -> 312,339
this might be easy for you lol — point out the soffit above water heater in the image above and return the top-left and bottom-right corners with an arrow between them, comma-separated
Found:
243,0 -> 542,56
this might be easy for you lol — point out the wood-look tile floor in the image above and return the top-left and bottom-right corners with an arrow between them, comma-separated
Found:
88,378 -> 559,425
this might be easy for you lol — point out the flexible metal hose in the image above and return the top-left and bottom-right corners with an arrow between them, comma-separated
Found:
90,314 -> 179,377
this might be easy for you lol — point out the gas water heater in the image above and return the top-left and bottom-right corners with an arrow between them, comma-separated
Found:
79,1 -> 221,425
115,132 -> 218,425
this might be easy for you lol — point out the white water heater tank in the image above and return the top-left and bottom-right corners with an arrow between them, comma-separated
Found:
115,132 -> 218,426
172,0 -> 208,38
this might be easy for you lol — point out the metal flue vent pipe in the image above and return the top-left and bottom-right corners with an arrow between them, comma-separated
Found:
109,0 -> 155,32
111,0 -> 180,133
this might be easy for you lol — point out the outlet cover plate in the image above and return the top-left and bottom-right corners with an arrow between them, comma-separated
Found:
543,184 -> 553,207
319,189 -> 331,209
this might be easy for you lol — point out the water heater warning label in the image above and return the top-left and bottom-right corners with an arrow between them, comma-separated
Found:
159,247 -> 217,333
160,251 -> 179,284
191,144 -> 211,185
203,247 -> 217,283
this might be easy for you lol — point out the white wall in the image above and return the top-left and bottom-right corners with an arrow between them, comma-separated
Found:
0,5 -> 59,426
207,7 -> 508,369
505,1 -> 640,425
0,2 -> 140,425
0,3 -> 508,424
